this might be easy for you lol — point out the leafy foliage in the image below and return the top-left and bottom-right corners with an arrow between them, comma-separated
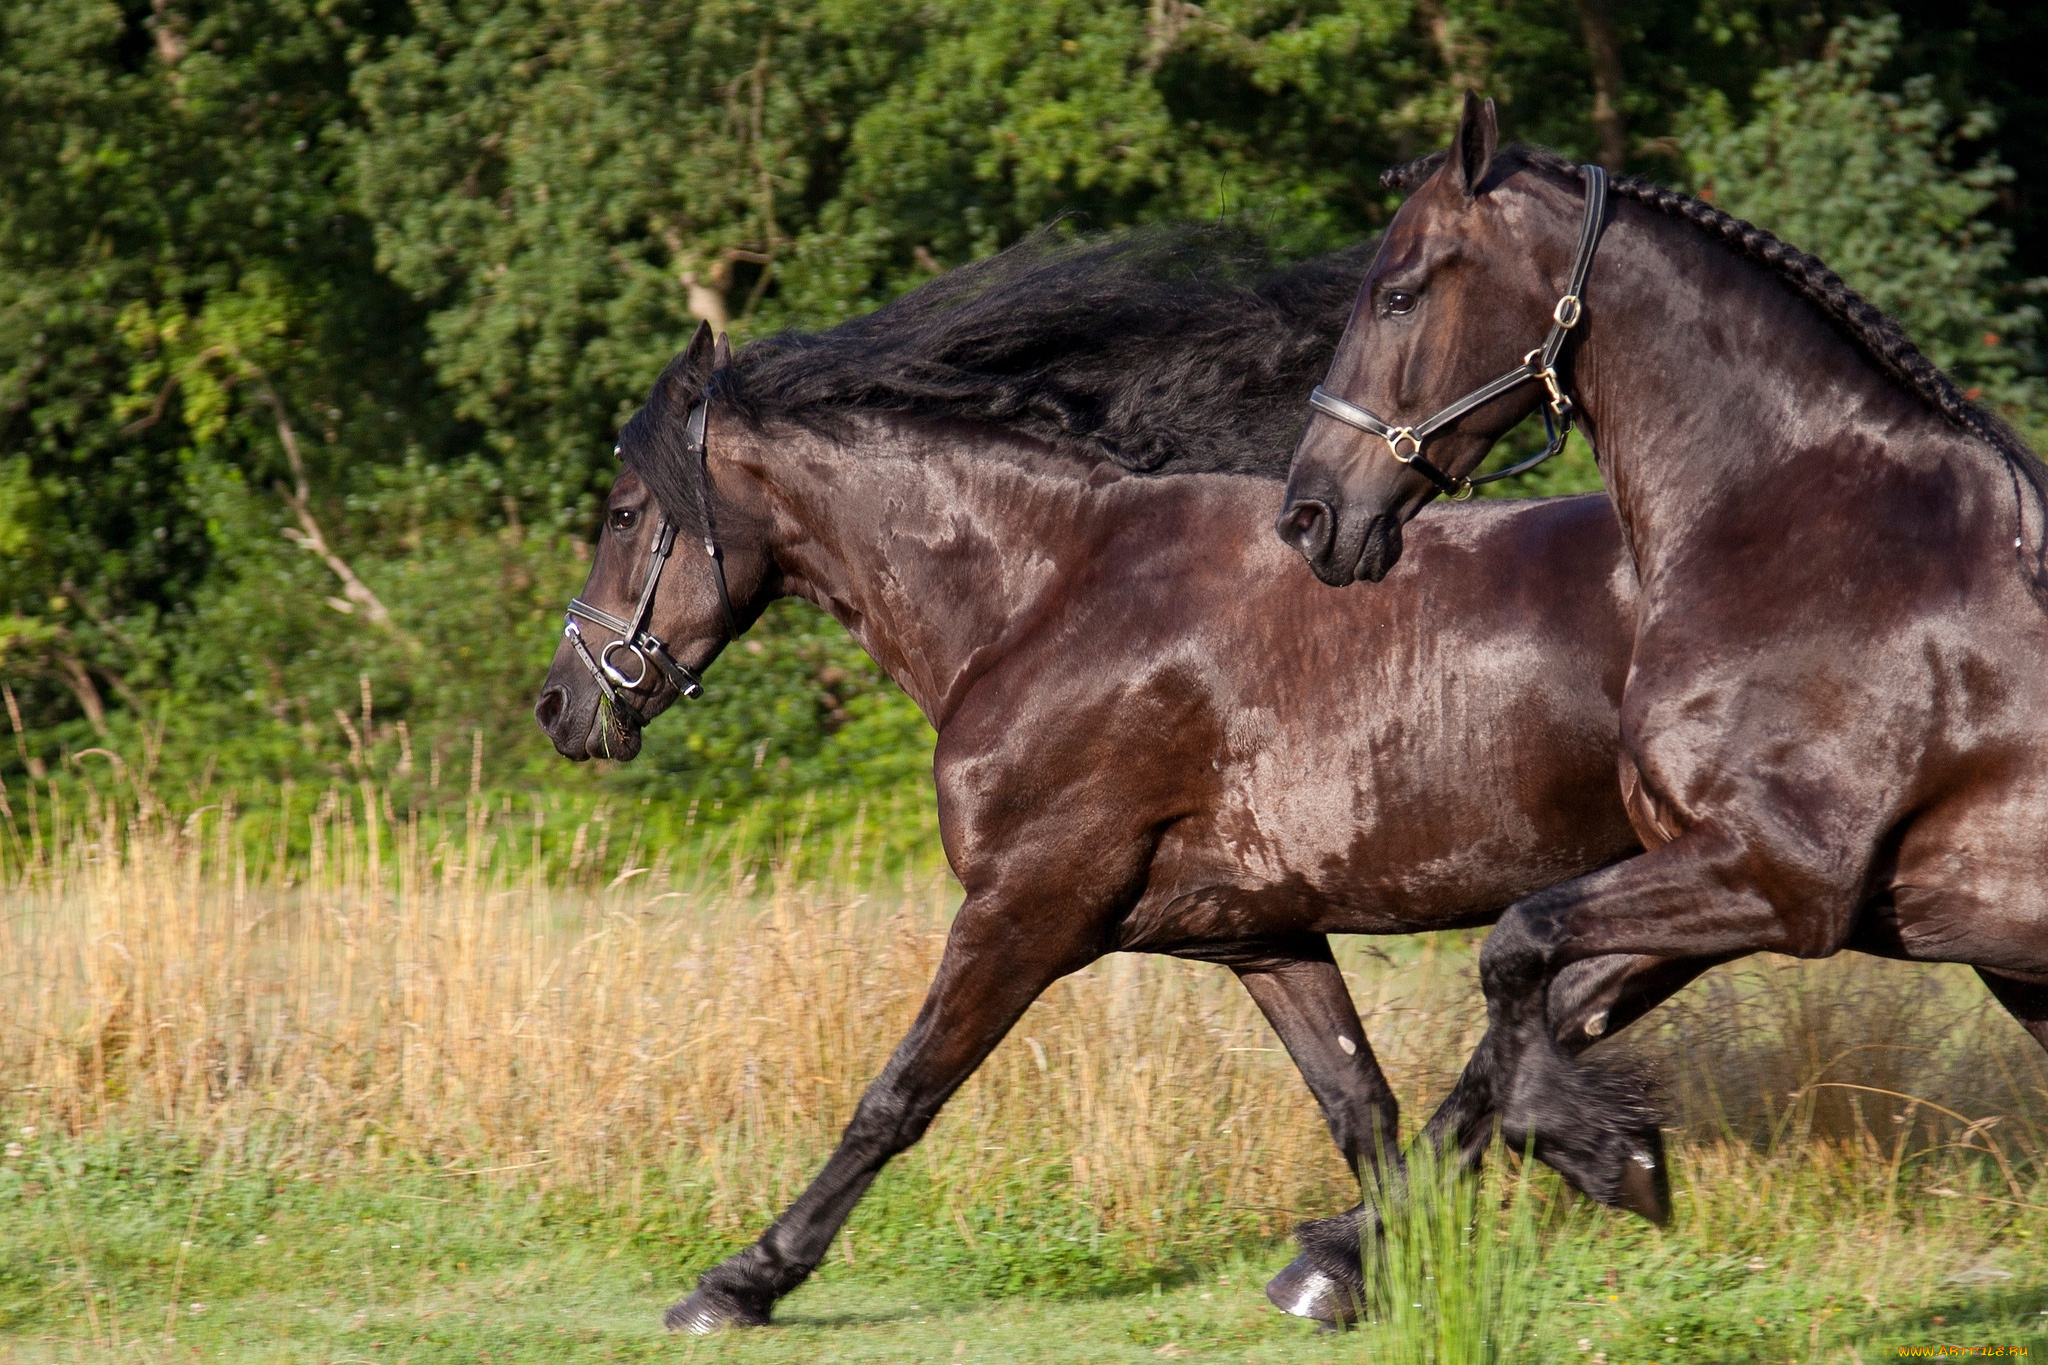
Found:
4,1 -> 2047,818
0,0 -> 476,777
1682,14 -> 2047,425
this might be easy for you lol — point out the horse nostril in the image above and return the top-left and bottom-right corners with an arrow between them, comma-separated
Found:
535,686 -> 568,731
1277,499 -> 1334,564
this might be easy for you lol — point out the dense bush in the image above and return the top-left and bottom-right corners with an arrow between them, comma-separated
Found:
5,2 -> 2046,829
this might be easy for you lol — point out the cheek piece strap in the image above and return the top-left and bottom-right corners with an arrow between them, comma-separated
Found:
1307,164 -> 1608,500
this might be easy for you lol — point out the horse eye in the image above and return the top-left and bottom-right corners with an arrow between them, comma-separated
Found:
608,507 -> 638,534
1384,289 -> 1418,316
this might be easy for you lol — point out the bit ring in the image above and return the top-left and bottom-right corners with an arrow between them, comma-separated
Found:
600,638 -> 652,690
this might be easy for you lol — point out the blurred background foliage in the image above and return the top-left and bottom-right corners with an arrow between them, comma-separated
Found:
3,0 -> 2046,835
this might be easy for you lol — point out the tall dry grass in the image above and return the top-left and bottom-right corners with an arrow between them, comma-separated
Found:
0,775 -> 1380,1261
5,768 -> 2047,1282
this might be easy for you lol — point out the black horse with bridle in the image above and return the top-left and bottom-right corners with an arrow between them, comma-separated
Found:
1281,92 -> 2048,1229
536,228 -> 1703,1330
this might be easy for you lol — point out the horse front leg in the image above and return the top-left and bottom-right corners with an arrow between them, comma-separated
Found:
1402,947 -> 1733,1243
1442,826 -> 1824,1223
665,897 -> 1103,1333
1232,942 -> 1397,1327
1976,968 -> 2048,1056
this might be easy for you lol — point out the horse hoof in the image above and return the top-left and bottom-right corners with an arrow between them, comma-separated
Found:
1612,1129 -> 1671,1226
1265,1254 -> 1363,1326
662,1284 -> 770,1334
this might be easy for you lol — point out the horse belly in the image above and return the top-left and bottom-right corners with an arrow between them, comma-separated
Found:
1879,771 -> 2048,976
1115,812 -> 1413,955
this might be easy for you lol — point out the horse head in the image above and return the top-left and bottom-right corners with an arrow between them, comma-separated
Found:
1279,92 -> 1603,584
535,321 -> 778,761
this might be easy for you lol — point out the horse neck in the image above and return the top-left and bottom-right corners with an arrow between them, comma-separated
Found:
1572,205 -> 1971,566
734,414 -> 1107,727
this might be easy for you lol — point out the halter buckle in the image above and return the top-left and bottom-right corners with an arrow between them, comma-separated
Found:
1525,349 -> 1570,417
1384,428 -> 1423,464
1553,294 -> 1583,329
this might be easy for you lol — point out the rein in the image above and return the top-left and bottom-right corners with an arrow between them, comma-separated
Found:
1307,164 -> 1608,500
562,399 -> 742,724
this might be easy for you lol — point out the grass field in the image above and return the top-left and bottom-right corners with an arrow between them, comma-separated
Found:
6,1133 -> 2047,1364
4,777 -> 2048,1361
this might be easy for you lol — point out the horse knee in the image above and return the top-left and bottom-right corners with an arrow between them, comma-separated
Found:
1479,910 -> 1555,999
843,1081 -> 937,1156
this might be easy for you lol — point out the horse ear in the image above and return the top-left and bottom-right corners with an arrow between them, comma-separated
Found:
1450,90 -> 1499,199
657,320 -> 718,407
712,330 -> 732,371
681,320 -> 716,379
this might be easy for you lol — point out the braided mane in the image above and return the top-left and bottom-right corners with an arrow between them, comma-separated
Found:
1382,147 -> 2035,467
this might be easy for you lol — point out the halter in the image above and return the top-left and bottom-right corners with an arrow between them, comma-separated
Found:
561,399 -> 742,723
1307,164 -> 1608,500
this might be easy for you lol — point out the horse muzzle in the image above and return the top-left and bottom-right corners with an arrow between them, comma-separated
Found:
534,678 -> 645,762
1276,491 -> 1403,587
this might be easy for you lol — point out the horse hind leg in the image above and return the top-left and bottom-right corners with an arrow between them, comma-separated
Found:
1976,967 -> 2048,1054
1243,948 -> 1713,1327
1232,943 -> 1397,1328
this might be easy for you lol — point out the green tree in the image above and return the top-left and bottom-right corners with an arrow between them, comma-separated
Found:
350,0 -> 1447,477
0,0 -> 470,761
1682,13 -> 2045,426
10,0 -> 2048,816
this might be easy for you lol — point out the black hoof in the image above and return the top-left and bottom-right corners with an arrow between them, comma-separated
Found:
1611,1128 -> 1671,1225
1265,1253 -> 1364,1326
663,1283 -> 771,1334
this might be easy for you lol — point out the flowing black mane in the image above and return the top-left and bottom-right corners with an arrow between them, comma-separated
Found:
714,226 -> 1374,477
1383,146 -> 2035,468
619,227 -> 1371,537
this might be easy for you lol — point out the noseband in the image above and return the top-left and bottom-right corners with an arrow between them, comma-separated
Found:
561,399 -> 743,724
1307,164 -> 1608,500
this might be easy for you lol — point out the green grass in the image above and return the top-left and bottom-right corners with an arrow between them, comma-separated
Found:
8,785 -> 2048,1363
1367,1143 -> 1545,1365
5,1135 -> 2047,1363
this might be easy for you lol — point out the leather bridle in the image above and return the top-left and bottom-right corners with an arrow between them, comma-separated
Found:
1307,164 -> 1608,500
561,399 -> 742,724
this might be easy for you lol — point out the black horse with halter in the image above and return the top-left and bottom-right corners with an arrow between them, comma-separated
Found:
560,399 -> 742,725
1305,164 -> 1608,500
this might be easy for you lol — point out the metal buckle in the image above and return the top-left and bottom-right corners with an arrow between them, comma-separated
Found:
600,638 -> 652,690
1553,294 -> 1582,329
1524,350 -> 1569,416
1384,428 -> 1422,464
